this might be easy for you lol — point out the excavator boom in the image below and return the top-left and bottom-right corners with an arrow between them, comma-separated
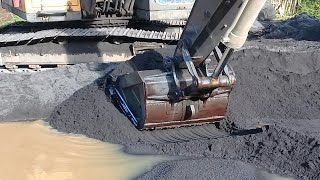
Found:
109,0 -> 266,130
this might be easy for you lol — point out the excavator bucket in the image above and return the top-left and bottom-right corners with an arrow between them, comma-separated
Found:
108,67 -> 235,130
108,0 -> 266,130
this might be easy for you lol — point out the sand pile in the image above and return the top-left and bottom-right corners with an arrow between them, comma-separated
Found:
48,39 -> 320,179
255,14 -> 320,41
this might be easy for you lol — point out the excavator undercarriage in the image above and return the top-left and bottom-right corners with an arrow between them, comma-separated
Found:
0,0 -> 192,70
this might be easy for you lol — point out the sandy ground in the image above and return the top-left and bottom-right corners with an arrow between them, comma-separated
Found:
46,39 -> 320,180
0,15 -> 319,180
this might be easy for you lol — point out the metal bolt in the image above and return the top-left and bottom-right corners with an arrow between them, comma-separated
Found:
204,11 -> 211,18
193,79 -> 198,87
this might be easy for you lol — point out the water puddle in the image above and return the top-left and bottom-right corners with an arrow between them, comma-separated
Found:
0,120 -> 163,180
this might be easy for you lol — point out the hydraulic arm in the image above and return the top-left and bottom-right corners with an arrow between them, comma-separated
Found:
109,0 -> 266,130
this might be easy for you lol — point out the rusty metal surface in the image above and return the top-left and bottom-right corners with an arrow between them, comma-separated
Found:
115,67 -> 235,130
144,93 -> 229,128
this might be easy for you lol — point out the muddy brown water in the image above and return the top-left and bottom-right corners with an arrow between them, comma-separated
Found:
0,120 -> 164,180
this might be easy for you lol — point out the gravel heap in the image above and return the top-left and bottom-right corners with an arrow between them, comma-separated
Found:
262,14 -> 320,41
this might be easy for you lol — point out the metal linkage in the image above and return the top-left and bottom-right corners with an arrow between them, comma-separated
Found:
97,0 -> 130,17
212,47 -> 234,78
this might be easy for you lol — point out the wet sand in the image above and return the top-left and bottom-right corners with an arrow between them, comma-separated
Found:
47,40 -> 320,180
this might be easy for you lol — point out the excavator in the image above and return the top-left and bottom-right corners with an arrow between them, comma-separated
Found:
1,0 -> 267,131
0,0 -> 266,70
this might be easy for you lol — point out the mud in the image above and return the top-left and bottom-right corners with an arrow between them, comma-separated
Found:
47,39 -> 320,180
0,120 -> 163,180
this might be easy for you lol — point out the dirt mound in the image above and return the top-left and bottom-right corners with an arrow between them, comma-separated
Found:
47,40 -> 320,179
226,40 -> 320,129
137,158 -> 262,180
263,14 -> 320,41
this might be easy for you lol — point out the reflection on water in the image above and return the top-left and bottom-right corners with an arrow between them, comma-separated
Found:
0,120 -> 163,180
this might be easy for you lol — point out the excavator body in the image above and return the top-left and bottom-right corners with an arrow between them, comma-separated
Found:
1,0 -> 194,22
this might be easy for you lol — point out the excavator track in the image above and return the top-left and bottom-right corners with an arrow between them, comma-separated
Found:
0,18 -> 186,46
0,27 -> 180,71
0,27 -> 181,47
0,19 -> 185,71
